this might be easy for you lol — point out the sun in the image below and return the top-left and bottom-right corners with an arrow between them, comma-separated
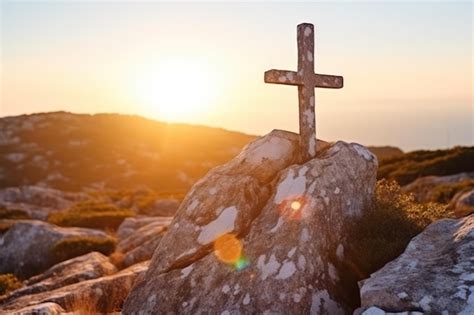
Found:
134,58 -> 219,122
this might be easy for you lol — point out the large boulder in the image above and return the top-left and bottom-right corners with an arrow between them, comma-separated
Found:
0,220 -> 115,278
1,252 -> 117,303
116,218 -> 171,267
116,216 -> 172,241
144,130 -> 302,276
0,185 -> 87,220
123,130 -> 378,314
0,261 -> 148,314
359,214 -> 474,314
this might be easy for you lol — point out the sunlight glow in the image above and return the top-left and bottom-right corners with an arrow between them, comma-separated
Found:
134,58 -> 219,122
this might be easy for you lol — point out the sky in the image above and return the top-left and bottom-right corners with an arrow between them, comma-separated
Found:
1,1 -> 472,151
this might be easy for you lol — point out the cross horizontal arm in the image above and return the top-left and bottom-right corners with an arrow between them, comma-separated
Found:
313,74 -> 343,89
264,70 -> 302,86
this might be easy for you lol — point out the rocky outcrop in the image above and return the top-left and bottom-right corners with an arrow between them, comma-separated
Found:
123,130 -> 378,314
116,216 -> 172,241
8,302 -> 66,315
449,189 -> 474,218
359,214 -> 474,314
1,252 -> 117,303
402,172 -> 474,203
0,185 -> 86,220
0,261 -> 148,314
116,218 -> 171,267
0,220 -> 115,278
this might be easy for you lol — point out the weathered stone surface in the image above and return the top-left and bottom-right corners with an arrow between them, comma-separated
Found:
116,219 -> 170,267
123,138 -> 377,314
359,214 -> 474,314
358,306 -> 423,315
116,216 -> 170,240
1,252 -> 117,303
0,261 -> 148,314
0,220 -> 114,278
0,185 -> 86,220
450,189 -> 474,218
144,130 -> 301,276
8,302 -> 66,315
402,172 -> 474,203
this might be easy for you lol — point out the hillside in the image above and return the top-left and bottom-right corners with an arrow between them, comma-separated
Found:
378,146 -> 474,185
0,112 -> 254,192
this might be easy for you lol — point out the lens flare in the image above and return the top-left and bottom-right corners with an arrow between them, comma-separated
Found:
290,200 -> 301,211
213,233 -> 242,264
234,256 -> 249,271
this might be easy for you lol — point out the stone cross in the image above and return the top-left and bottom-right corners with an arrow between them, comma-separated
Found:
264,23 -> 343,162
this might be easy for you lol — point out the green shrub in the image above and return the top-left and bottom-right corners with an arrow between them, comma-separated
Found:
51,236 -> 116,263
0,273 -> 22,296
48,201 -> 134,230
350,180 -> 449,277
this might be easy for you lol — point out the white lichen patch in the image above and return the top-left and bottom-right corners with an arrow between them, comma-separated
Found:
310,290 -> 344,315
397,292 -> 409,299
293,293 -> 302,303
187,199 -> 200,214
276,261 -> 296,280
274,168 -> 307,205
308,137 -> 316,157
180,264 -> 194,279
222,285 -> 230,294
328,263 -> 338,281
286,72 -> 295,81
304,26 -> 312,37
270,217 -> 284,233
418,295 -> 433,311
336,244 -> 344,260
233,284 -> 240,295
297,255 -> 306,270
197,206 -> 238,245
334,187 -> 340,194
307,51 -> 313,62
243,293 -> 250,305
257,254 -> 281,280
246,136 -> 293,165
288,247 -> 297,258
301,228 -> 310,242
177,247 -> 197,260
209,187 -> 217,195
352,143 -> 376,161
279,75 -> 287,82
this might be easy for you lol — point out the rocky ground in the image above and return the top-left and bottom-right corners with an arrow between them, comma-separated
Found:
0,113 -> 473,314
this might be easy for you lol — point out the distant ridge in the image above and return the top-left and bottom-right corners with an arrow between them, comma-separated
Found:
0,111 -> 416,192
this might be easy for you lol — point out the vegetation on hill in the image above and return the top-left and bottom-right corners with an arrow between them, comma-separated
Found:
350,180 -> 449,277
377,146 -> 474,185
0,112 -> 254,192
48,201 -> 134,230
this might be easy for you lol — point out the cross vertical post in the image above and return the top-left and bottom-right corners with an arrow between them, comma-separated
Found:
297,23 -> 316,161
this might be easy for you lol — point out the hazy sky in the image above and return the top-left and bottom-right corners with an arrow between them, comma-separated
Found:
1,1 -> 472,150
